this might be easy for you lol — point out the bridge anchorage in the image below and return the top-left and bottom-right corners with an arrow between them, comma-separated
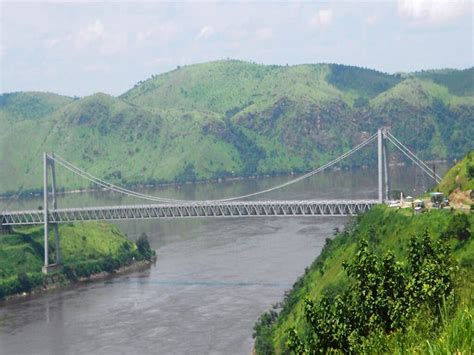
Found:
1,128 -> 441,274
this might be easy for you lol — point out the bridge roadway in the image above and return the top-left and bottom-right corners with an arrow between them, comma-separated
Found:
1,200 -> 379,226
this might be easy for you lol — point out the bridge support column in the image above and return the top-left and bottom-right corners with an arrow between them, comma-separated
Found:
42,152 -> 62,274
383,133 -> 390,201
42,152 -> 49,274
378,129 -> 383,203
50,153 -> 61,265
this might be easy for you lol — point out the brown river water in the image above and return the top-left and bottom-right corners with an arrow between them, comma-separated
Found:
0,164 -> 446,354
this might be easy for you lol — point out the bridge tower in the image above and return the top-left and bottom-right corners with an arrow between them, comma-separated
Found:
42,152 -> 62,274
377,128 -> 390,203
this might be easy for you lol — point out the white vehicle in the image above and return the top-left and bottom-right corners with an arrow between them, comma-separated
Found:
389,200 -> 400,208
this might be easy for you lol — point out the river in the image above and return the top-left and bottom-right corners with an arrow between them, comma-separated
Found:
0,164 -> 445,354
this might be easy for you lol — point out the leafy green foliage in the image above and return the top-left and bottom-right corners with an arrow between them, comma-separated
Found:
286,234 -> 456,353
136,232 -> 155,261
445,214 -> 471,242
17,272 -> 32,293
253,310 -> 278,355
254,206 -> 474,354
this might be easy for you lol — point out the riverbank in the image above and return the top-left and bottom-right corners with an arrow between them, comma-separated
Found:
0,222 -> 155,302
0,257 -> 155,305
253,206 -> 473,353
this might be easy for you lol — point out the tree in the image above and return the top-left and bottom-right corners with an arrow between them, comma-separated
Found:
287,234 -> 456,354
136,232 -> 154,260
446,214 -> 470,242
17,272 -> 32,293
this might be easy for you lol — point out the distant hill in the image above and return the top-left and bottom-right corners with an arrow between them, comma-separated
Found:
1,61 -> 473,195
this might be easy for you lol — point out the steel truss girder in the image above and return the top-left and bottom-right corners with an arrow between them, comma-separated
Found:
1,200 -> 379,225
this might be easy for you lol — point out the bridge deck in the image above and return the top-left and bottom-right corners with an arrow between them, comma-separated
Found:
1,200 -> 379,225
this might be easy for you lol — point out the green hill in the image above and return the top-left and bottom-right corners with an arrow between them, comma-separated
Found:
253,207 -> 474,354
0,92 -> 73,121
1,61 -> 473,195
410,68 -> 474,96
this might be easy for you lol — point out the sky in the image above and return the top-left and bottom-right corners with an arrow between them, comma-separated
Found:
0,0 -> 472,97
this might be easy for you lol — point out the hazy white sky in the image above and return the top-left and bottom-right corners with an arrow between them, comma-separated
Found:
0,0 -> 472,96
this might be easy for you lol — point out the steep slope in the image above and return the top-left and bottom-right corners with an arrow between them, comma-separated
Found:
438,151 -> 474,194
0,92 -> 241,193
254,206 -> 474,353
1,61 -> 473,195
121,61 -> 346,114
366,79 -> 474,160
254,155 -> 474,353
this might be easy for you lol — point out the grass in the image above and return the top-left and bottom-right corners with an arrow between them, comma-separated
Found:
0,222 -> 136,279
0,222 -> 152,299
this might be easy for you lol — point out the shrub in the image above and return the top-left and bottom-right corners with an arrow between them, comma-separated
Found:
287,233 -> 456,354
102,255 -> 118,273
17,272 -> 32,293
446,214 -> 471,242
136,233 -> 154,260
253,311 -> 278,355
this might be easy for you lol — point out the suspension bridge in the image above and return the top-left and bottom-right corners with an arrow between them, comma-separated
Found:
1,128 -> 441,273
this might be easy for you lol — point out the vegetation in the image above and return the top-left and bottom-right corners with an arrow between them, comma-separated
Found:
136,232 -> 154,261
437,151 -> 474,194
1,61 -> 473,195
253,207 -> 474,354
410,68 -> 474,96
0,222 -> 155,299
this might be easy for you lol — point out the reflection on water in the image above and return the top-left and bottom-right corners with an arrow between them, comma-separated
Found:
0,164 -> 447,354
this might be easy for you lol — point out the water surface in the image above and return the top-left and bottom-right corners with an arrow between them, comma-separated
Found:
0,164 -> 445,354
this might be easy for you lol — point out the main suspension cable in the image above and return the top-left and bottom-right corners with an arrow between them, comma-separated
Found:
218,133 -> 377,201
50,133 -> 377,203
385,135 -> 441,183
387,132 -> 442,181
52,155 -> 178,203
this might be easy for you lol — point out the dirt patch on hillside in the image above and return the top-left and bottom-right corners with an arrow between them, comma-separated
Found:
449,188 -> 473,209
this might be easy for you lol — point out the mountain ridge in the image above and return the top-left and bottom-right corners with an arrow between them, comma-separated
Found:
1,61 -> 473,195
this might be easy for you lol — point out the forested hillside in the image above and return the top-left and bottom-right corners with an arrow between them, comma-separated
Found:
1,61 -> 473,195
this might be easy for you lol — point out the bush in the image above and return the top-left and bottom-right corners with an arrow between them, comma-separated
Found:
63,265 -> 78,282
446,214 -> 471,242
136,233 -> 154,261
287,233 -> 457,354
17,272 -> 32,293
253,311 -> 278,355
102,255 -> 118,273
62,250 -> 140,280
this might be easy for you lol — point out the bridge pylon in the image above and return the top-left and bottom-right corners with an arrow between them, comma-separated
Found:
42,152 -> 62,274
377,128 -> 390,203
